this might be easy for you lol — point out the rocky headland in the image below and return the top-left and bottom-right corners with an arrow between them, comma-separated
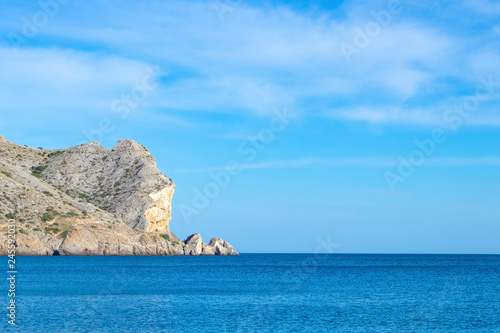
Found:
0,135 -> 238,256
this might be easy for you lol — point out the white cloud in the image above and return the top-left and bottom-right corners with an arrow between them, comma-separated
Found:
171,156 -> 500,173
326,106 -> 445,126
0,47 -> 154,113
0,0 -> 498,127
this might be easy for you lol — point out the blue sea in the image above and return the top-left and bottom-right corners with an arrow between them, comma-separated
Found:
2,254 -> 500,332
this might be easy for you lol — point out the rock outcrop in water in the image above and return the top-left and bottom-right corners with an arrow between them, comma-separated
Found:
0,135 -> 238,256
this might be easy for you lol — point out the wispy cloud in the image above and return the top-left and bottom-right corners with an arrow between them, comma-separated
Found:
0,47 -> 155,114
171,156 -> 500,173
0,0 -> 499,127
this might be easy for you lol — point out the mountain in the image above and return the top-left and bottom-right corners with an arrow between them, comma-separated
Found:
0,135 -> 237,255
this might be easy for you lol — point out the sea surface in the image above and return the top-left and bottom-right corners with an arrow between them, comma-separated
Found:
2,254 -> 500,332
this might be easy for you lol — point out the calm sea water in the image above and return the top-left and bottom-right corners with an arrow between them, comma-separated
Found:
2,254 -> 500,332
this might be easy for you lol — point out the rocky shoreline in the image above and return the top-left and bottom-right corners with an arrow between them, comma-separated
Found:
0,135 -> 238,256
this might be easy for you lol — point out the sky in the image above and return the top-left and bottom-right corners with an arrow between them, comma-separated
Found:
0,0 -> 499,254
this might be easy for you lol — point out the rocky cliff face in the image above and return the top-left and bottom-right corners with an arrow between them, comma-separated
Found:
0,135 -> 238,256
40,139 -> 175,233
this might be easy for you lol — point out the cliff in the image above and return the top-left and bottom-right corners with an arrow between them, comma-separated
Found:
0,135 -> 237,256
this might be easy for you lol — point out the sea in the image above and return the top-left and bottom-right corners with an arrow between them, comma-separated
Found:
2,254 -> 500,332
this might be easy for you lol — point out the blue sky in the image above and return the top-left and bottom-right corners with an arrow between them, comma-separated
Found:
1,0 -> 499,253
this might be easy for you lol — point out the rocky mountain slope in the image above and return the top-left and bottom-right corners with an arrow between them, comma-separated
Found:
0,135 -> 237,255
